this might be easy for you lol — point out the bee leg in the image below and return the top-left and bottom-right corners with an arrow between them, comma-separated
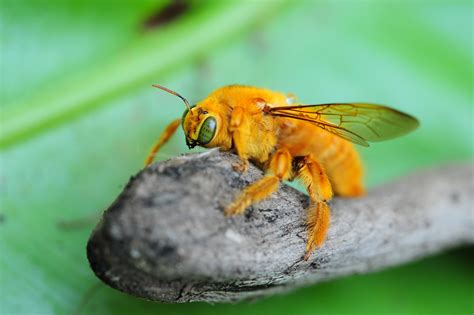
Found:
303,202 -> 330,261
225,149 -> 292,216
294,155 -> 333,260
144,118 -> 181,166
229,107 -> 250,173
232,159 -> 249,173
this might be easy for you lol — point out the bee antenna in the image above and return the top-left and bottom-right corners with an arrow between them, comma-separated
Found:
152,84 -> 193,114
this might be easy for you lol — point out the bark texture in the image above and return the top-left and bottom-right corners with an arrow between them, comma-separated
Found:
87,150 -> 474,303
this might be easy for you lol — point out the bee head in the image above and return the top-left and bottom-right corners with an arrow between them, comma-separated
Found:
152,84 -> 218,150
181,106 -> 217,149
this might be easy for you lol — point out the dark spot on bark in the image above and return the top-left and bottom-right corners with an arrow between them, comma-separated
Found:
140,196 -> 156,208
144,226 -> 152,234
262,212 -> 278,223
158,244 -> 176,256
0,213 -> 5,224
142,0 -> 190,31
310,261 -> 320,269
450,193 -> 460,203
298,195 -> 310,208
245,208 -> 256,220
220,282 -> 278,292
227,174 -> 244,189
310,256 -> 329,269
161,164 -> 199,180
296,231 -> 306,242
161,166 -> 183,179
254,222 -> 266,229
176,284 -> 188,301
142,242 -> 180,267
283,259 -> 302,275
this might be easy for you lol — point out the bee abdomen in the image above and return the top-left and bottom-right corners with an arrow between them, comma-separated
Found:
320,140 -> 364,197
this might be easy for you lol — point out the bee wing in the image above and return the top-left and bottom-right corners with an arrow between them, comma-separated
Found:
267,103 -> 419,147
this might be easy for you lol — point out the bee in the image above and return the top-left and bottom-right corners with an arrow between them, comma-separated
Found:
145,84 -> 419,260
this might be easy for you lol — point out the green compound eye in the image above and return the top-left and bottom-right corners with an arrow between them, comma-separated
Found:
181,104 -> 196,127
197,117 -> 217,144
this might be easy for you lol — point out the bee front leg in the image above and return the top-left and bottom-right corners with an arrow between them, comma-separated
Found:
144,119 -> 181,166
225,149 -> 292,216
229,107 -> 250,172
294,155 -> 333,260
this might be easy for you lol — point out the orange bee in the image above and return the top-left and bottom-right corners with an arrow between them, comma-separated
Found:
145,84 -> 419,260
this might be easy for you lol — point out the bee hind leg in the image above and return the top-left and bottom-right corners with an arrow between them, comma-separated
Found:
225,149 -> 292,216
294,155 -> 333,260
304,202 -> 330,260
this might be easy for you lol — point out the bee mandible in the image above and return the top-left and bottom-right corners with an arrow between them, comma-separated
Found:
145,84 -> 419,260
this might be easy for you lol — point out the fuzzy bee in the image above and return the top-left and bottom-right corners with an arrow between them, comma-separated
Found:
145,84 -> 419,260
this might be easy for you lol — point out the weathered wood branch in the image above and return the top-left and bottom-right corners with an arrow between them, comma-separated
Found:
87,150 -> 474,303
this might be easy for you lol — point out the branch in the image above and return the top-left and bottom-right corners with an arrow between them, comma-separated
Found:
87,150 -> 474,303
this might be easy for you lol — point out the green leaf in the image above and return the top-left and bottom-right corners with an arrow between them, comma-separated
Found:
1,1 -> 472,315
0,1 -> 286,148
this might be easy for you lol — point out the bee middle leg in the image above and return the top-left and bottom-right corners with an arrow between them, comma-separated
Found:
293,155 -> 333,260
225,149 -> 292,216
229,107 -> 251,172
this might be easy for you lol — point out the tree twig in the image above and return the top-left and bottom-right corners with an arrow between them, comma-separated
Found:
87,150 -> 474,303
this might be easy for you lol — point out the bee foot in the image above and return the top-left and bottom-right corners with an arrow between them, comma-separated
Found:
224,203 -> 246,216
304,239 -> 318,261
303,202 -> 330,260
232,160 -> 249,173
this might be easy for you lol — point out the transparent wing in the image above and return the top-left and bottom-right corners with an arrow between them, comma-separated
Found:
268,103 -> 419,146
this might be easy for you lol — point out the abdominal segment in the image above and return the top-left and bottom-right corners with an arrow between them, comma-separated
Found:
278,120 -> 365,197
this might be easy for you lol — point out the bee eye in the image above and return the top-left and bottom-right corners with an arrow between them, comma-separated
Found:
197,117 -> 217,144
181,104 -> 196,127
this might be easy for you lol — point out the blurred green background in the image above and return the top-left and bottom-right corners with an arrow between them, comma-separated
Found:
1,1 -> 473,314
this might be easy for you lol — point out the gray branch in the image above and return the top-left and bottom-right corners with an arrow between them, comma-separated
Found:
87,150 -> 474,303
